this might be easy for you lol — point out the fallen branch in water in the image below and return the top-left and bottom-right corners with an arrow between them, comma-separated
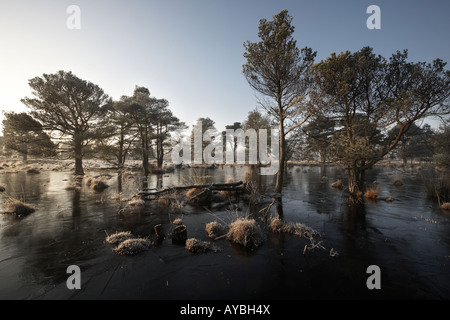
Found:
139,181 -> 244,200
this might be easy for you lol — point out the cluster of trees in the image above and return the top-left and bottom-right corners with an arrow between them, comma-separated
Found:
300,118 -> 449,166
2,71 -> 185,176
1,9 -> 449,204
242,9 -> 450,200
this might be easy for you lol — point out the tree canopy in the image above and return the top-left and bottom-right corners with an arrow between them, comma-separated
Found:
2,111 -> 56,162
313,47 -> 450,198
243,9 -> 317,196
21,70 -> 111,175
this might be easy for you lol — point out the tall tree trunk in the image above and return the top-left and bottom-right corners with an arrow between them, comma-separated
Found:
74,134 -> 84,176
22,152 -> 28,164
118,127 -> 125,168
117,172 -> 123,193
157,140 -> 163,168
347,164 -> 365,202
347,165 -> 359,196
142,137 -> 150,176
274,117 -> 286,195
156,128 -> 164,168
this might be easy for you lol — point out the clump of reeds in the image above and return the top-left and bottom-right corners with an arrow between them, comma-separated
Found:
269,216 -> 284,232
105,230 -> 150,255
185,238 -> 219,253
205,221 -> 228,240
26,168 -> 40,174
105,231 -> 135,246
91,179 -> 109,192
113,238 -> 150,255
269,216 -> 319,239
85,176 -> 109,192
157,194 -> 172,206
170,199 -> 184,211
364,186 -> 379,200
127,197 -> 145,207
420,169 -> 450,205
117,196 -> 145,215
2,198 -> 36,217
440,203 -> 450,210
111,192 -> 125,201
186,187 -> 204,199
331,180 -> 342,189
244,170 -> 251,183
226,217 -> 264,248
172,218 -> 183,225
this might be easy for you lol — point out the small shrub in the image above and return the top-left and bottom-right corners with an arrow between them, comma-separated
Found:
227,218 -> 264,248
26,168 -> 40,174
0,185 -> 5,192
113,238 -> 150,255
393,179 -> 403,186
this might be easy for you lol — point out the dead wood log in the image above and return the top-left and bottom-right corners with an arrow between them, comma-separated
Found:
139,181 -> 244,199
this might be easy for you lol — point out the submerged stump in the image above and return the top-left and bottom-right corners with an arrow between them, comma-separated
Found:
154,224 -> 164,243
172,224 -> 187,244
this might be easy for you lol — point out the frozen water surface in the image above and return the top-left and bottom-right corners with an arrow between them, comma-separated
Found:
0,164 -> 449,299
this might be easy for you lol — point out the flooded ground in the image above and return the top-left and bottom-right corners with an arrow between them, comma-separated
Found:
0,163 -> 449,300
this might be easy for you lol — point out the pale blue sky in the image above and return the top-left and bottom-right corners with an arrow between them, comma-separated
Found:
1,0 -> 449,133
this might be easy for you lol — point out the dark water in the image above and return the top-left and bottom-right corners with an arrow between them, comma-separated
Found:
0,164 -> 449,300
